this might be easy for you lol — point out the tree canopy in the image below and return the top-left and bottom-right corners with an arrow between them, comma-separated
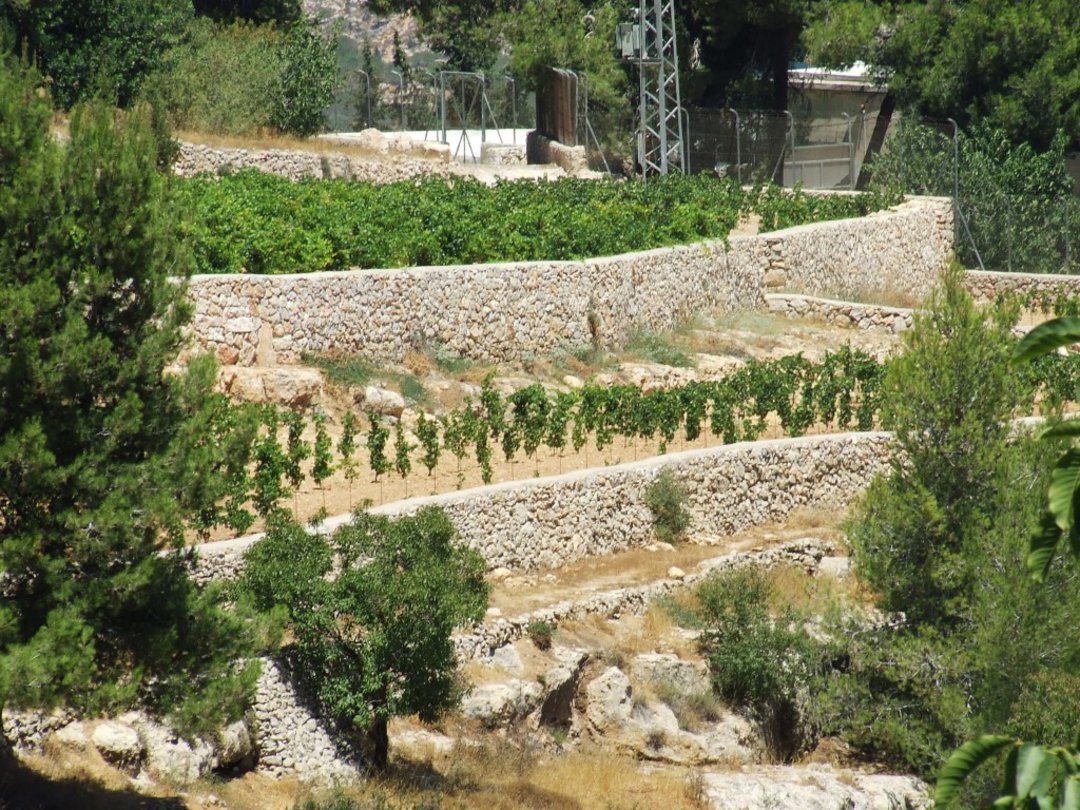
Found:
239,507 -> 489,769
0,56 -> 256,731
806,0 -> 1080,149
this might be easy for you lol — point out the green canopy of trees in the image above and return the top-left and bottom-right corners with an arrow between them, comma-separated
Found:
806,0 -> 1080,149
239,508 -> 489,769
0,57 -> 257,732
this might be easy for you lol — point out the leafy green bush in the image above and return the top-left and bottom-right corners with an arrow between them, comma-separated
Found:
239,507 -> 488,769
176,173 -> 897,275
697,568 -> 809,709
644,469 -> 691,543
526,620 -> 554,650
813,268 -> 1080,781
143,19 -> 284,135
1006,669 -> 1080,749
271,21 -> 338,137
143,17 -> 338,137
696,567 -> 818,759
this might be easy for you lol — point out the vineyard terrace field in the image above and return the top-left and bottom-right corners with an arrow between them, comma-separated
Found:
176,173 -> 902,275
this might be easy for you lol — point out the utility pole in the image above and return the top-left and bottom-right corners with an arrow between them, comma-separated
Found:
617,0 -> 686,180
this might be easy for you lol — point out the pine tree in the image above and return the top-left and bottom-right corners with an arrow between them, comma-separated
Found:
0,58 -> 256,732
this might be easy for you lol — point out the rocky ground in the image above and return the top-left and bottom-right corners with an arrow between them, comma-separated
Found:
5,517 -> 930,809
3,307 -> 931,809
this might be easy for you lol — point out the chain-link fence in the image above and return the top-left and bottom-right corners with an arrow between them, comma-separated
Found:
684,107 -> 871,189
324,67 -> 534,148
869,117 -> 1080,275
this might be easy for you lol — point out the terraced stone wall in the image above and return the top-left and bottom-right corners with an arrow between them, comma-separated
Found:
174,141 -> 451,184
964,268 -> 1080,302
194,431 -> 893,583
186,196 -> 952,366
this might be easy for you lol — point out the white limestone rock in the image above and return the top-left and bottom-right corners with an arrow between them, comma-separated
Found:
92,721 -> 143,770
461,680 -> 544,728
701,767 -> 931,810
584,667 -> 633,732
357,385 -> 406,417
630,653 -> 710,696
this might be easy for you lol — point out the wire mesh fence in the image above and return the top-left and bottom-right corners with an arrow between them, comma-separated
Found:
324,68 -> 534,145
685,108 -> 867,188
869,117 -> 1080,275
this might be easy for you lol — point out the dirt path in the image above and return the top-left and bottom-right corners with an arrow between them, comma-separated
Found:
485,506 -> 843,618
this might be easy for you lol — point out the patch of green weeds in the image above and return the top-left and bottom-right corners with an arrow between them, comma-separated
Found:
626,329 -> 695,368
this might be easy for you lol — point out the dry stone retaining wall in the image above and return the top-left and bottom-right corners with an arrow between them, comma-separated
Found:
193,431 -> 893,584
253,658 -> 364,782
186,196 -> 952,366
767,197 -> 952,302
964,269 -> 1080,302
765,293 -> 915,332
174,142 -> 451,185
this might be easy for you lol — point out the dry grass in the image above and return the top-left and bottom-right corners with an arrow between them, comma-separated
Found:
231,739 -> 710,810
763,564 -> 867,616
829,284 -> 923,309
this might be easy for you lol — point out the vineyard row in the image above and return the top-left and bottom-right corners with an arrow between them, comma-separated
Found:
184,345 -> 1079,539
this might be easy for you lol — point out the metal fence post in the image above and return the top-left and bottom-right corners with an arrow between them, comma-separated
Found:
391,69 -> 404,131
841,112 -> 854,190
440,71 -> 447,145
357,70 -> 372,129
946,118 -> 959,249
727,108 -> 740,184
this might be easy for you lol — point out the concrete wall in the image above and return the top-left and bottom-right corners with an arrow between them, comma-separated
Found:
186,196 -> 953,366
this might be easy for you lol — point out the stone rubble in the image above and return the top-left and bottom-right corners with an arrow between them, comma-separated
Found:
766,293 -> 915,333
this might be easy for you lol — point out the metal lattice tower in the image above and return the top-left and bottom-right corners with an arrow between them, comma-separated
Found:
618,0 -> 686,179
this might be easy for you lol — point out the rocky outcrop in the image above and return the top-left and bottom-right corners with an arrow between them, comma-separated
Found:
701,767 -> 931,810
218,366 -> 324,407
91,721 -> 143,771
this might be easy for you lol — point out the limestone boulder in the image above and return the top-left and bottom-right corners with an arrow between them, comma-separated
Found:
701,767 -> 931,810
355,128 -> 388,154
53,721 -> 89,750
219,367 -> 322,407
630,653 -> 710,696
490,644 -> 525,675
534,648 -> 589,729
121,713 -> 214,785
91,721 -> 143,771
356,385 -> 406,417
461,680 -> 544,728
215,719 -> 254,770
260,368 -> 323,407
817,556 -> 852,580
583,667 -> 633,732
